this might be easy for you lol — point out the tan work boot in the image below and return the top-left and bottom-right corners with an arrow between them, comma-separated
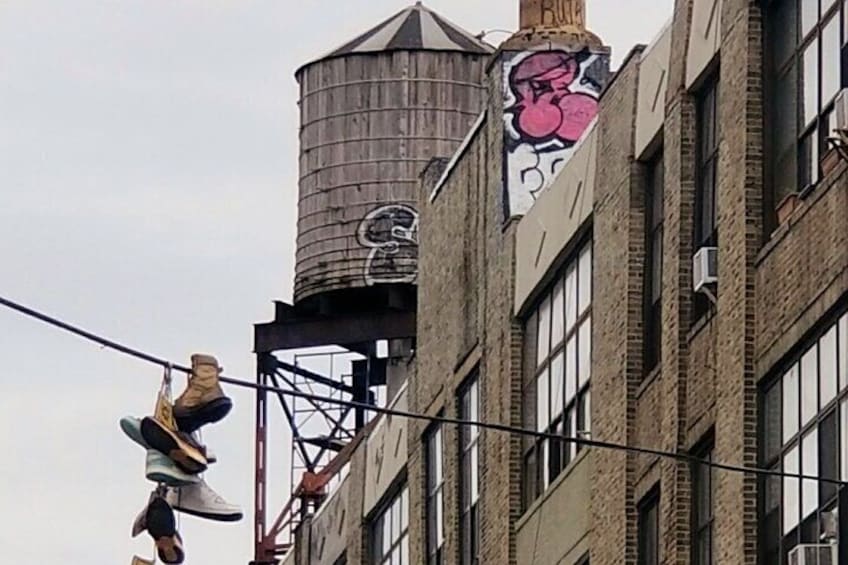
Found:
173,354 -> 232,433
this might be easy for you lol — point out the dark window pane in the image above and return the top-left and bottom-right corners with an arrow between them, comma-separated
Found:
694,530 -> 712,565
697,161 -> 716,245
763,475 -> 781,557
693,445 -> 714,565
769,0 -> 799,70
461,512 -> 471,565
649,154 -> 665,226
549,420 -> 563,481
820,411 -> 839,503
644,150 -> 664,376
575,393 -> 588,457
771,65 -> 799,201
800,513 -> 819,544
564,406 -> 575,466
522,449 -> 537,509
651,232 -> 663,302
695,464 -> 711,525
764,383 -> 783,464
699,87 -> 717,160
524,312 -> 538,385
644,149 -> 663,375
638,493 -> 660,565
470,504 -> 479,564
695,76 -> 719,249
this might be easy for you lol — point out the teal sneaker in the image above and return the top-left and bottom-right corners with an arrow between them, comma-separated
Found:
146,450 -> 200,487
121,416 -> 217,463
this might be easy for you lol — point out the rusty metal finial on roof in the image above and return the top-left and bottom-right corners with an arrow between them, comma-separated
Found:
505,0 -> 603,49
520,0 -> 586,33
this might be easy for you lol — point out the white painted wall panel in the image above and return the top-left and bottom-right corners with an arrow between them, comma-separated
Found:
686,0 -> 722,88
635,23 -> 672,158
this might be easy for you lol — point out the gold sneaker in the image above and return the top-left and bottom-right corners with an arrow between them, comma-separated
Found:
140,417 -> 207,475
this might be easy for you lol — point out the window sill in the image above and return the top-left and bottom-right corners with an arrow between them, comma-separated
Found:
516,448 -> 591,530
637,365 -> 662,400
688,310 -> 716,342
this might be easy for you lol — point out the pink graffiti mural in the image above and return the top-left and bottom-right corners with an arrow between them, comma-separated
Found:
503,48 -> 608,216
509,51 -> 599,145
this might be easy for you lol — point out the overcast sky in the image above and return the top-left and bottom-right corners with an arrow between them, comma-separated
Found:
0,1 -> 672,563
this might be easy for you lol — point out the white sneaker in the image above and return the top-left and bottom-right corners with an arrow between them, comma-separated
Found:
166,480 -> 242,522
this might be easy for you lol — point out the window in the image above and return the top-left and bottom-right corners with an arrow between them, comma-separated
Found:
759,310 -> 848,561
522,239 -> 593,505
644,153 -> 664,374
693,74 -> 719,322
692,443 -> 714,565
371,487 -> 409,565
638,490 -> 660,565
695,75 -> 719,250
766,0 -> 847,207
460,378 -> 480,565
426,425 -> 445,565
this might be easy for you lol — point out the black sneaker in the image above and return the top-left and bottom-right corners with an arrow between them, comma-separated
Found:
146,497 -> 185,565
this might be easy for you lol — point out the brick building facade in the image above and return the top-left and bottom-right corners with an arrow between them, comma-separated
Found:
279,0 -> 848,564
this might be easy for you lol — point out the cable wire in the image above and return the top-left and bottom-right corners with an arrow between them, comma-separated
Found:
0,293 -> 844,486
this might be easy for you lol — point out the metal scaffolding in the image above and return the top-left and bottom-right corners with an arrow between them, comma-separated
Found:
251,291 -> 415,565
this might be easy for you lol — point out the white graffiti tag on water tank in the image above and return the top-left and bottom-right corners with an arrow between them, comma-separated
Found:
356,204 -> 419,286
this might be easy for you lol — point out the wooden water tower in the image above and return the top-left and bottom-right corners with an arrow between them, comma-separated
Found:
292,1 -> 492,313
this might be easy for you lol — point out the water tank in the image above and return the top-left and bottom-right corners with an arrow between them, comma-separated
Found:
294,2 -> 492,305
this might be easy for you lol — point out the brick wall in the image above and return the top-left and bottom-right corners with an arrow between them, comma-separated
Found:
591,44 -> 643,565
712,1 -> 763,562
408,60 -> 524,565
756,164 -> 848,375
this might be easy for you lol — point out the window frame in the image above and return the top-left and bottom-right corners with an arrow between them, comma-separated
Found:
521,237 -> 593,507
693,72 -> 720,323
644,151 -> 664,375
638,488 -> 660,565
691,440 -> 715,565
758,307 -> 848,561
695,73 -> 719,251
425,423 -> 445,565
459,375 -> 480,565
370,485 -> 409,565
764,0 -> 847,209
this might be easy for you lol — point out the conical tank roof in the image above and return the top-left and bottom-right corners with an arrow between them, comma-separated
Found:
299,1 -> 493,72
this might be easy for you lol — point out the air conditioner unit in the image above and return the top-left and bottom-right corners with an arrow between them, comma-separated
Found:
692,246 -> 718,293
788,544 -> 837,565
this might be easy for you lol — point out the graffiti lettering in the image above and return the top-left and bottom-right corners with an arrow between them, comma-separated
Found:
357,204 -> 419,286
540,0 -> 584,28
503,48 -> 608,216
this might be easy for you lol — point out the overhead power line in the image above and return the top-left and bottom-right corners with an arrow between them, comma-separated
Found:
0,293 -> 843,486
